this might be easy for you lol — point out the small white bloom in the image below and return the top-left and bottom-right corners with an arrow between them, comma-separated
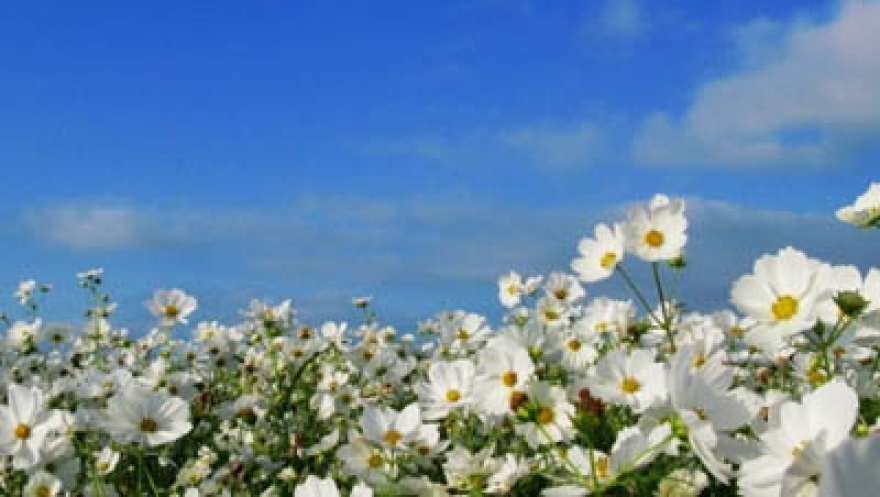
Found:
836,182 -> 880,228
294,475 -> 340,497
590,349 -> 667,413
622,195 -> 687,262
23,470 -> 62,497
415,360 -> 475,420
571,222 -> 625,282
147,288 -> 197,326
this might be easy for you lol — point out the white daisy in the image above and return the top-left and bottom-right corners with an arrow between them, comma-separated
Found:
103,384 -> 192,446
415,360 -> 475,420
622,195 -> 688,262
589,349 -> 667,413
0,384 -> 61,469
146,288 -> 197,326
571,222 -> 625,283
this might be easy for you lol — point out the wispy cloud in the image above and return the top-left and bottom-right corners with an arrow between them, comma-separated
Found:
501,123 -> 606,169
632,0 -> 880,168
599,0 -> 643,39
366,121 -> 608,170
24,205 -> 148,250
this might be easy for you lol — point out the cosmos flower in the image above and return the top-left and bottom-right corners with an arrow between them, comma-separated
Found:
622,195 -> 688,262
0,384 -> 62,469
102,384 -> 192,447
836,182 -> 880,228
147,288 -> 198,326
589,349 -> 668,413
731,247 -> 831,353
738,380 -> 859,497
415,359 -> 475,420
571,222 -> 625,283
360,403 -> 422,451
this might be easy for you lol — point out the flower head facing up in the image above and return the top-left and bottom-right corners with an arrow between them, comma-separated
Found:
622,195 -> 688,262
102,384 -> 192,447
147,288 -> 197,326
731,247 -> 831,353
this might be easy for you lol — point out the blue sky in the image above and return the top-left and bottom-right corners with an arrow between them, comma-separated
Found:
0,0 -> 877,331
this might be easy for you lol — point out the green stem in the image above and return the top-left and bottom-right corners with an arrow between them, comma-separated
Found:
615,265 -> 662,328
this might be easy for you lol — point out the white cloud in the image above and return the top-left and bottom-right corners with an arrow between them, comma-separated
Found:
500,123 -> 606,168
600,0 -> 643,38
633,0 -> 880,168
24,206 -> 144,250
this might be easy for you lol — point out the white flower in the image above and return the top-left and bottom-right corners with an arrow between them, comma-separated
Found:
514,382 -> 575,448
622,195 -> 687,262
836,182 -> 880,228
590,349 -> 667,413
486,454 -> 530,494
0,384 -> 61,469
23,470 -> 62,497
543,273 -> 586,304
571,223 -> 625,283
147,288 -> 197,326
103,384 -> 192,446
294,475 -> 340,497
668,346 -> 756,483
818,435 -> 880,497
731,247 -> 831,352
544,424 -> 673,496
738,380 -> 859,497
95,446 -> 120,475
337,436 -> 390,486
498,271 -> 525,308
655,468 -> 709,497
360,403 -> 422,450
6,319 -> 42,349
474,338 -> 536,418
15,280 -> 37,305
415,360 -> 475,420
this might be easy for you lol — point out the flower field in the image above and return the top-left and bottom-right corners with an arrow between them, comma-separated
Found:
2,184 -> 879,497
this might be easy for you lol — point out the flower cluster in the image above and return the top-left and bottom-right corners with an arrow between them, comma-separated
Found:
0,188 -> 877,497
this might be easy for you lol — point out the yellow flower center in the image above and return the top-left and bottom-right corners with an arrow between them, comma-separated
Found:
367,453 -> 383,468
553,289 -> 569,300
771,295 -> 799,321
139,418 -> 158,434
808,370 -> 826,386
644,230 -> 665,248
791,440 -> 809,459
691,354 -> 706,369
96,461 -> 110,472
445,389 -> 462,403
536,407 -> 555,424
595,321 -> 609,333
457,329 -> 470,340
567,339 -> 582,352
35,486 -> 51,497
729,326 -> 745,337
506,284 -> 519,296
163,305 -> 180,318
501,371 -> 518,388
383,429 -> 403,446
14,423 -> 31,440
543,310 -> 560,321
600,252 -> 617,269
619,377 -> 641,394
596,455 -> 610,479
